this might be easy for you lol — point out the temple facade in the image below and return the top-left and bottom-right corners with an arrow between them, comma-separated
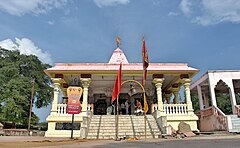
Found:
44,47 -> 199,138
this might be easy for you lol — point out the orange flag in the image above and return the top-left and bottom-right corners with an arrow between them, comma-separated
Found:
112,63 -> 122,103
116,35 -> 121,47
143,93 -> 148,113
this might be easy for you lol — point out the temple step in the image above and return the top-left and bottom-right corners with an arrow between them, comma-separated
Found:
86,115 -> 161,139
228,115 -> 240,133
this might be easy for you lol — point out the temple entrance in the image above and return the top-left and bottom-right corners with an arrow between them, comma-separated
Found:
90,91 -> 151,115
94,100 -> 107,115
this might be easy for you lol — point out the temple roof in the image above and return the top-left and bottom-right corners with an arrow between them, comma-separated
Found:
44,47 -> 199,77
108,47 -> 129,64
45,63 -> 198,73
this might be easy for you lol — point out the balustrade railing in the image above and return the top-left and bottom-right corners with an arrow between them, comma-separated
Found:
164,104 -> 188,115
235,105 -> 240,117
200,106 -> 213,118
87,104 -> 94,113
151,103 -> 188,115
200,106 -> 228,130
213,106 -> 227,129
151,104 -> 158,113
57,103 -> 94,115
57,104 -> 67,114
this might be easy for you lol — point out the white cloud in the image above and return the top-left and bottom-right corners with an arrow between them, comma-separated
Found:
179,0 -> 192,17
194,0 -> 240,26
0,0 -> 67,16
179,0 -> 240,26
168,12 -> 179,17
48,20 -> 55,25
94,0 -> 130,8
0,38 -> 53,64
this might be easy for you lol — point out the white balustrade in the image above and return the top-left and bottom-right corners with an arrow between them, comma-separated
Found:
87,104 -> 94,112
57,104 -> 67,114
151,104 -> 158,113
151,103 -> 188,115
57,103 -> 94,115
163,104 -> 187,115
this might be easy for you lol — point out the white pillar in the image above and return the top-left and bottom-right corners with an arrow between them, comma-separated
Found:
153,78 -> 165,115
182,78 -> 194,114
208,74 -> 217,106
226,80 -> 237,114
51,78 -> 62,115
80,78 -> 91,114
197,85 -> 204,110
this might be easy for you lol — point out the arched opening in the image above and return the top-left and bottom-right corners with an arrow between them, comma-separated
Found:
215,80 -> 232,114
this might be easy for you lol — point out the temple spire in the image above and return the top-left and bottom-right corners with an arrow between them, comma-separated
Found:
108,47 -> 129,64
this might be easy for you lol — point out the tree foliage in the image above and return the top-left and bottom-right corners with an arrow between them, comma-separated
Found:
190,92 -> 200,113
216,92 -> 240,115
0,47 -> 53,126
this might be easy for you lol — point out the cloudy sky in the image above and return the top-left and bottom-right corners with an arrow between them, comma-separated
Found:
0,0 -> 240,121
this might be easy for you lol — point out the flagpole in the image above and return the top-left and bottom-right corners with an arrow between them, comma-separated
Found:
143,82 -> 147,141
112,63 -> 122,141
115,95 -> 119,140
142,35 -> 147,141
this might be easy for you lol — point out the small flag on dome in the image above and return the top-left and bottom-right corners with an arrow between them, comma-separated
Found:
116,35 -> 121,47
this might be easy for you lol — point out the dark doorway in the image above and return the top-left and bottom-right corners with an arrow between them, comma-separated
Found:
94,100 -> 107,115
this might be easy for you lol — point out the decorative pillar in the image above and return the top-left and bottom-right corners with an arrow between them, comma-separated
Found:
172,87 -> 180,104
182,78 -> 194,114
197,85 -> 204,110
153,78 -> 165,115
80,78 -> 91,114
51,78 -> 62,115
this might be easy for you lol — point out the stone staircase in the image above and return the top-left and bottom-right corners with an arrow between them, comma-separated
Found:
86,115 -> 161,139
227,115 -> 240,133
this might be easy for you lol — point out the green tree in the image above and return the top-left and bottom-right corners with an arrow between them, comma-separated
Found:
190,92 -> 200,113
216,93 -> 232,115
0,47 -> 53,127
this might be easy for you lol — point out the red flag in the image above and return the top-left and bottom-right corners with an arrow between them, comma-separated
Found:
142,36 -> 149,113
112,63 -> 122,103
142,36 -> 149,84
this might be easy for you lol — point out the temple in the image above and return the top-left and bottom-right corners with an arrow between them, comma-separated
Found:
44,46 -> 199,138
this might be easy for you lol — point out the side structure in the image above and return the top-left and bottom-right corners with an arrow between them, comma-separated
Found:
190,70 -> 240,132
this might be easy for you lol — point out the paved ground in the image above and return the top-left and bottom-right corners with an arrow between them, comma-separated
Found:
1,133 -> 240,148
